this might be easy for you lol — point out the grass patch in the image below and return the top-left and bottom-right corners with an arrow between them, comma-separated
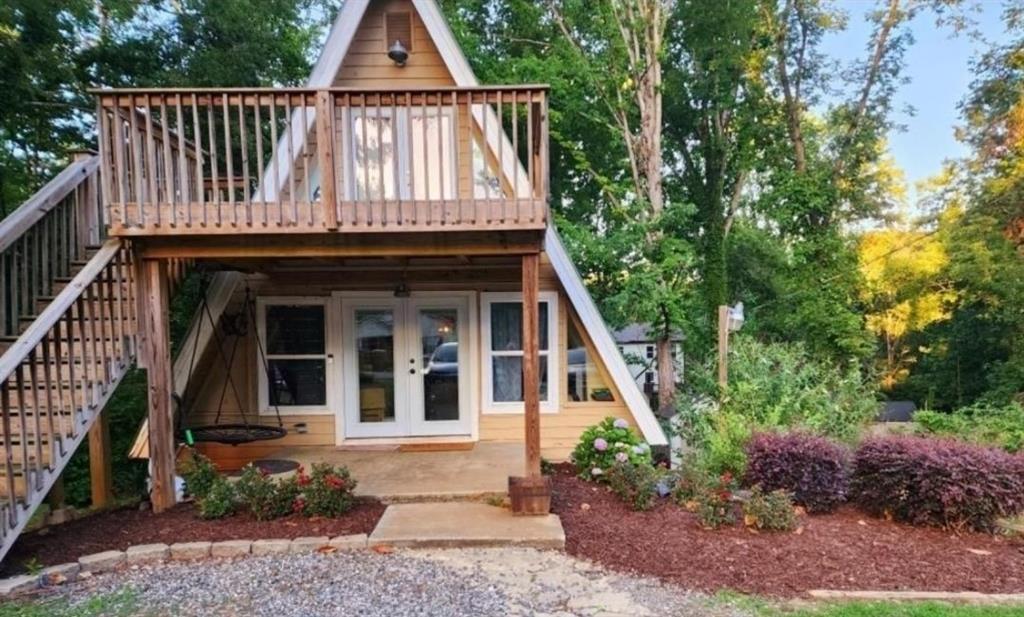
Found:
772,601 -> 1024,617
0,589 -> 143,617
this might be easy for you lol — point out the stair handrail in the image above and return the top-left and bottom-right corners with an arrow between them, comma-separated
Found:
0,239 -> 127,386
0,156 -> 100,255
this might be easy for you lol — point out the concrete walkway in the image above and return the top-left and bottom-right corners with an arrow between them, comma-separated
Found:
368,502 -> 565,549
270,442 -> 523,501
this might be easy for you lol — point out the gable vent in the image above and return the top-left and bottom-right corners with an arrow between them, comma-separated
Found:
385,12 -> 413,53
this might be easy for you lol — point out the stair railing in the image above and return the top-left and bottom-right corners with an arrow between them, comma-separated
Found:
0,156 -> 103,339
0,239 -> 136,561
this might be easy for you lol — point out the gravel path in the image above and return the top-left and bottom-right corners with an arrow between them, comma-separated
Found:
45,548 -> 755,617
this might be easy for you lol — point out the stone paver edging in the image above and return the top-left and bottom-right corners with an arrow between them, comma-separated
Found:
0,534 -> 368,598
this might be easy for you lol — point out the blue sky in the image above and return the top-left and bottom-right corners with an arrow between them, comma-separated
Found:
821,1 -> 1009,204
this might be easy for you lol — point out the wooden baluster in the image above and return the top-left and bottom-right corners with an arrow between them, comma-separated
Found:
408,92 -> 417,225
540,91 -> 549,222
143,96 -> 157,228
497,92 -> 505,223
375,95 -> 384,226
27,350 -> 42,490
111,255 -> 126,367
40,333 -> 57,459
452,92 -> 461,225
527,97 -> 535,221
238,96 -> 251,226
0,252 -> 8,338
481,91 -> 490,222
74,297 -> 92,413
175,95 -> 189,226
96,102 -> 114,227
206,102 -> 220,226
98,270 -> 115,377
112,104 -> 128,215
300,97 -> 311,225
14,364 -> 28,499
190,94 -> 205,228
286,95 -> 297,225
63,312 -> 79,436
391,93 -> 400,226
254,98 -> 265,226
222,94 -> 236,225
420,93 -> 429,224
269,95 -> 280,225
160,97 -> 174,226
360,94 -> 370,225
129,97 -> 143,217
436,91 -> 444,225
1,382 -> 14,521
511,91 -> 520,221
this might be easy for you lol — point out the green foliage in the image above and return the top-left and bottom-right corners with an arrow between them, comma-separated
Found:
0,591 -> 141,617
296,463 -> 357,518
669,459 -> 718,506
606,462 -> 662,512
678,335 -> 877,475
177,450 -> 219,500
742,486 -> 797,532
571,417 -> 652,480
695,487 -> 736,530
196,475 -> 235,520
915,402 -> 1024,453
234,464 -> 298,521
772,601 -> 1024,617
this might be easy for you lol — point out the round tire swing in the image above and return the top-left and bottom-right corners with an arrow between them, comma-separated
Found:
177,286 -> 287,446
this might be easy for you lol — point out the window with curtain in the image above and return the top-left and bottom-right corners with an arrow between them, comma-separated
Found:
482,292 -> 558,412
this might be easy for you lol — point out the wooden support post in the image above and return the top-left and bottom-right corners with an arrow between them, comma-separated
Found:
46,475 -> 65,510
717,304 -> 730,392
88,408 -> 114,508
508,252 -> 550,515
522,252 -> 541,478
143,258 -> 176,513
315,91 -> 339,231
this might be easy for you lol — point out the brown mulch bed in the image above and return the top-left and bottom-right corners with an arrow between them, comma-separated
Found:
1,498 -> 385,576
550,465 -> 1024,598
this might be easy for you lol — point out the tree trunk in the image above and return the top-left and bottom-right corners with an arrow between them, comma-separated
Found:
656,335 -> 676,416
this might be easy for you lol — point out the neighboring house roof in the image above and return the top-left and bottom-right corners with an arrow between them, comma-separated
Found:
274,0 -> 668,446
613,324 -> 684,345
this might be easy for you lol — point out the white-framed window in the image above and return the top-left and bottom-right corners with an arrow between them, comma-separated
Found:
256,297 -> 331,415
481,291 -> 559,414
344,107 -> 457,201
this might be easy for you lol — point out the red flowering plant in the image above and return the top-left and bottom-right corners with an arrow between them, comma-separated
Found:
301,463 -> 357,517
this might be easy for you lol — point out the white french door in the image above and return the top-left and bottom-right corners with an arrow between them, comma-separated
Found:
339,293 -> 471,439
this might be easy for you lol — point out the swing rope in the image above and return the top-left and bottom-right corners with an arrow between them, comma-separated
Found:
177,282 -> 286,445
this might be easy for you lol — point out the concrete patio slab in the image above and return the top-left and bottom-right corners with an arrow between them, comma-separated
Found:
368,502 -> 564,550
268,442 -> 524,502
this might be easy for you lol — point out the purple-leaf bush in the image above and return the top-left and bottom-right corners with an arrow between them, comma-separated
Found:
744,432 -> 850,513
851,436 -> 1024,531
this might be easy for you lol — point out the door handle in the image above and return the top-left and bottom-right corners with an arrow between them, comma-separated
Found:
409,368 -> 416,374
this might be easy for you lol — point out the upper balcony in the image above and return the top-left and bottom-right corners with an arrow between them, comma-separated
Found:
93,86 -> 549,238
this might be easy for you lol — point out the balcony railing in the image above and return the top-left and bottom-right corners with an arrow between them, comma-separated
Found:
93,86 -> 549,236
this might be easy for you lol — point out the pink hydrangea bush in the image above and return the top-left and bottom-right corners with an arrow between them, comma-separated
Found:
572,416 -> 651,481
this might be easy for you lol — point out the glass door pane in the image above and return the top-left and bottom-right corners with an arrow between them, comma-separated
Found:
355,309 -> 396,424
419,308 -> 459,422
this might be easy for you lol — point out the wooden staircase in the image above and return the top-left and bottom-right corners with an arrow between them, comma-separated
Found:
0,156 -> 175,562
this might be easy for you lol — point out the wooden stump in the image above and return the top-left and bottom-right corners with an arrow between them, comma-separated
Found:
508,475 -> 551,515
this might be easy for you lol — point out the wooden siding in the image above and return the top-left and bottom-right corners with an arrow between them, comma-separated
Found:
183,253 -> 635,463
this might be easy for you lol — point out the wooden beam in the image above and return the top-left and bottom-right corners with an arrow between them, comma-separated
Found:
717,305 -> 729,391
143,258 -> 176,513
88,408 -> 114,508
522,252 -> 541,478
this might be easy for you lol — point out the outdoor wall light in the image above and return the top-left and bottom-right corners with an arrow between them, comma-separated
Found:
388,40 -> 409,66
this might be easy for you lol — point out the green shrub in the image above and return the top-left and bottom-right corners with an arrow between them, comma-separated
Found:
696,489 -> 735,529
297,463 -> 357,517
606,462 -> 662,511
669,460 -> 717,505
677,336 -> 878,476
177,450 -> 219,500
197,476 -> 235,520
742,485 -> 797,532
675,469 -> 737,529
571,417 -> 651,480
915,402 -> 1024,453
235,464 -> 299,521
